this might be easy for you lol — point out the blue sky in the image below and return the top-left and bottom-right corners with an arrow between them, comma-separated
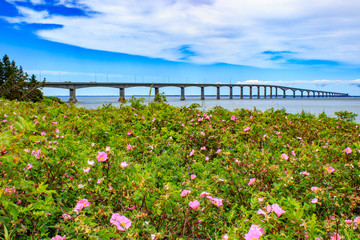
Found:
1,0 -> 360,96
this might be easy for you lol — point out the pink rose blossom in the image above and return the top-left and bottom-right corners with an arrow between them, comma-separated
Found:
126,144 -> 132,150
105,146 -> 111,152
200,191 -> 210,198
121,161 -> 129,168
281,153 -> 289,160
244,126 -> 250,132
127,130 -> 132,135
110,213 -> 131,231
248,178 -> 255,185
345,219 -> 353,224
231,115 -> 236,121
181,190 -> 191,197
189,149 -> 195,156
88,160 -> 95,166
24,149 -> 30,153
312,198 -> 318,203
62,214 -> 71,220
83,168 -> 90,173
41,131 -> 46,136
74,199 -> 90,214
205,156 -> 209,161
330,233 -> 341,240
345,147 -> 352,154
51,235 -> 66,240
216,149 -> 221,154
191,174 -> 196,180
311,187 -> 319,191
271,204 -> 286,217
257,209 -> 266,215
300,171 -> 310,175
189,200 -> 200,209
26,163 -> 33,169
96,152 -> 108,162
207,196 -> 223,207
354,216 -> 360,224
327,167 -> 335,174
152,118 -> 156,122
97,178 -> 102,184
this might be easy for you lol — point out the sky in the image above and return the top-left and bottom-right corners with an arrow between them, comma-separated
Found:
1,0 -> 360,96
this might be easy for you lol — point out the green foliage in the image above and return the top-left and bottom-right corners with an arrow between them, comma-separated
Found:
0,98 -> 359,239
0,54 -> 44,102
335,110 -> 358,122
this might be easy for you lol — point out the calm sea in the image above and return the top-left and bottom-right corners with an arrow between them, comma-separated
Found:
58,96 -> 360,122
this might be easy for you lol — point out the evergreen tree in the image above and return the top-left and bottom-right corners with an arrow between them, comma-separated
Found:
0,54 -> 44,102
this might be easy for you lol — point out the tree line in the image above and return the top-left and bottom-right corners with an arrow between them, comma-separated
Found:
0,54 -> 44,102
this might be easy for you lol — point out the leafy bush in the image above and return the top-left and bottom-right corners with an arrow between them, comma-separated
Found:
335,110 -> 358,122
0,99 -> 359,239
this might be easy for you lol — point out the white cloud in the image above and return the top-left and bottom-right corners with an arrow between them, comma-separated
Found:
5,0 -> 360,67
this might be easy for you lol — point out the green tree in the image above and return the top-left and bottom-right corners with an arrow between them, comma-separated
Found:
0,54 -> 44,102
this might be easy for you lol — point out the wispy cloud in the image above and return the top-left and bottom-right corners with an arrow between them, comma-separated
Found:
4,0 -> 360,67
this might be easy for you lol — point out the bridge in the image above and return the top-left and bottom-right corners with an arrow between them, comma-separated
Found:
43,82 -> 348,102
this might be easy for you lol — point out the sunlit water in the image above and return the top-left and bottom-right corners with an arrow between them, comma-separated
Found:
58,96 -> 360,122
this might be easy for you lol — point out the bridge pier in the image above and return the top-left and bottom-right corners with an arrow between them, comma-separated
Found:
69,88 -> 78,102
270,87 -> 272,98
118,88 -> 125,102
292,90 -> 295,98
229,87 -> 233,99
200,87 -> 204,100
264,87 -> 267,99
249,87 -> 252,99
155,87 -> 159,96
313,92 -> 315,98
307,91 -> 310,98
283,89 -> 286,98
257,86 -> 260,99
301,91 -> 303,98
275,87 -> 278,98
240,87 -> 243,99
181,87 -> 185,101
216,87 -> 220,100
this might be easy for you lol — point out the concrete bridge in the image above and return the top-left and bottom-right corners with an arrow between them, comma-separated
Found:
43,82 -> 348,102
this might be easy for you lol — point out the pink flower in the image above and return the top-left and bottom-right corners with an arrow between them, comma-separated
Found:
51,235 -> 66,240
110,213 -> 131,231
257,209 -> 266,215
244,228 -> 262,240
200,191 -> 210,198
62,214 -> 71,220
164,183 -> 169,190
330,233 -> 341,240
152,118 -> 156,122
216,149 -> 221,154
83,168 -> 90,173
200,146 -> 206,150
52,121 -> 57,125
205,156 -> 209,161
248,178 -> 255,186
88,160 -> 95,166
105,146 -> 111,152
244,126 -> 250,132
121,162 -> 128,168
56,128 -> 59,133
2,120 -> 7,123
41,131 -> 46,136
191,174 -> 196,180
5,187 -> 16,195
354,216 -> 360,224
189,149 -> 195,156
96,152 -> 108,162
126,144 -> 132,150
200,131 -> 205,136
345,147 -> 352,154
281,153 -> 289,160
74,199 -> 90,214
26,163 -> 33,169
181,190 -> 191,197
207,196 -> 223,207
231,115 -> 236,121
97,178 -> 102,184
300,171 -> 310,175
271,204 -> 286,217
250,225 -> 264,235
127,130 -> 133,135
345,219 -> 353,224
189,200 -> 200,209
311,187 -> 319,191
312,198 -> 318,203
327,167 -> 335,174
266,205 -> 272,213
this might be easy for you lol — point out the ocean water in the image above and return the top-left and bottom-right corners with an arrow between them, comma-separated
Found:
58,96 -> 360,122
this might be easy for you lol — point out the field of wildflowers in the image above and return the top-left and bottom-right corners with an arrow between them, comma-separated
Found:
0,98 -> 359,239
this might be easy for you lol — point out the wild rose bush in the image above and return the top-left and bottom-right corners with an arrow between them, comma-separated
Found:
0,98 -> 360,239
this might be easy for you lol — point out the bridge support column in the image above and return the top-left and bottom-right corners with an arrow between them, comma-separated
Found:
257,86 -> 260,99
69,88 -> 78,102
317,92 -> 320,98
249,87 -> 252,99
240,87 -> 243,99
217,87 -> 220,100
155,87 -> 159,96
275,87 -> 278,98
283,89 -> 286,98
118,88 -> 125,102
264,87 -> 267,99
293,90 -> 295,98
307,92 -> 310,98
181,87 -> 185,101
229,87 -> 233,99
313,92 -> 315,98
301,91 -> 303,98
270,87 -> 272,98
200,87 -> 204,100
